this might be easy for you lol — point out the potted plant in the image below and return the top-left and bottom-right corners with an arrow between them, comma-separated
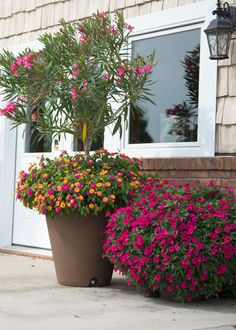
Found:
16,149 -> 142,286
0,11 -> 154,286
104,179 -> 236,301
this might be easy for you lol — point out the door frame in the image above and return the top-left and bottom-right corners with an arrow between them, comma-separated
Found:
0,117 -> 17,247
0,40 -> 42,248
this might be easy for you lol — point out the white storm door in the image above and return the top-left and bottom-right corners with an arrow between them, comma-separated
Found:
12,124 -> 53,249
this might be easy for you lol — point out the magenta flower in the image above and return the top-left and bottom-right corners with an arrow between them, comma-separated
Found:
143,64 -> 153,73
117,68 -> 125,76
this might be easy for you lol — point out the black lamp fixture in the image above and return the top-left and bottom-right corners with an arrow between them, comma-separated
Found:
205,0 -> 236,60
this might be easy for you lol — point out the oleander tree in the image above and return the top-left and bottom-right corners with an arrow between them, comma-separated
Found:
0,11 -> 154,157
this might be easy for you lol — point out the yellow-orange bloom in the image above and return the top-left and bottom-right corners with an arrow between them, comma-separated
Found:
60,202 -> 66,208
74,187 -> 80,193
89,203 -> 95,209
105,182 -> 111,187
102,197 -> 109,203
110,194 -> 115,200
49,195 -> 55,200
97,191 -> 102,197
78,195 -> 84,201
96,182 -> 102,188
89,188 -> 95,194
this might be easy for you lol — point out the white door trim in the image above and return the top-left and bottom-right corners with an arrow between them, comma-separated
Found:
0,40 -> 42,248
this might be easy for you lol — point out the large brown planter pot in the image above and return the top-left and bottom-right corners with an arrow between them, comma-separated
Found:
46,213 -> 113,287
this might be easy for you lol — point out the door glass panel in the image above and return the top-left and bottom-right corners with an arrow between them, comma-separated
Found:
73,133 -> 104,151
25,125 -> 52,153
129,28 -> 200,144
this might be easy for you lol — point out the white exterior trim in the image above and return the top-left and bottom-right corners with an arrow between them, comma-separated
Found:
0,40 -> 42,247
106,0 -> 217,158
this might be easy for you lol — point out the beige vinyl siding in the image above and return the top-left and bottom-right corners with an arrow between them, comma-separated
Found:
0,0 -> 235,153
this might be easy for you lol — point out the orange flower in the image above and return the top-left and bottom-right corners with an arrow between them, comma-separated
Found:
60,202 -> 66,208
74,187 -> 80,193
49,195 -> 55,200
97,191 -> 102,197
78,195 -> 84,201
110,194 -> 115,200
105,182 -> 111,187
57,186 -> 62,192
96,182 -> 102,188
102,197 -> 109,203
89,203 -> 95,209
89,188 -> 95,194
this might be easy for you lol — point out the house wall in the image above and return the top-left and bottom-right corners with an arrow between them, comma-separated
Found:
141,156 -> 236,190
0,0 -> 235,155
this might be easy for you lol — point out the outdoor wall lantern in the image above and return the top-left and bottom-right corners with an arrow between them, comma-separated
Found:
205,0 -> 236,60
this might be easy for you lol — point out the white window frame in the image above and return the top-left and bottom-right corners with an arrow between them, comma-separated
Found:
104,0 -> 217,158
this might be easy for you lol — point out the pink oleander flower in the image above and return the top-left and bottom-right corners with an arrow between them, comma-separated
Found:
98,11 -> 105,19
117,68 -> 125,76
71,88 -> 77,101
102,74 -> 109,80
136,67 -> 144,75
83,81 -> 89,89
1,102 -> 17,115
127,24 -> 134,31
143,64 -> 153,73
11,63 -> 18,76
31,113 -> 37,121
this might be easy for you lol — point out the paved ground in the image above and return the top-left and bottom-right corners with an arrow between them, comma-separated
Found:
0,253 -> 236,330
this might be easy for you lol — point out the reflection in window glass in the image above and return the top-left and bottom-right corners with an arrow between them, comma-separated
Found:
74,133 -> 104,152
129,29 -> 200,144
25,125 -> 52,153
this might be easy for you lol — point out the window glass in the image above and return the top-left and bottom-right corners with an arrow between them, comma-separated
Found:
74,133 -> 104,152
25,125 -> 52,153
129,28 -> 200,144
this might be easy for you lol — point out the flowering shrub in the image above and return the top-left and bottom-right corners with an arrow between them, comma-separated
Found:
0,11 -> 154,156
104,179 -> 236,302
16,150 -> 142,217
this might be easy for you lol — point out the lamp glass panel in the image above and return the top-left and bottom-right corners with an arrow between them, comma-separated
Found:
217,31 -> 231,57
207,32 -> 217,57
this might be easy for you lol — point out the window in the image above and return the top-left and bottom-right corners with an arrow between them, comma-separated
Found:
130,28 -> 200,144
24,124 -> 52,153
103,0 -> 217,157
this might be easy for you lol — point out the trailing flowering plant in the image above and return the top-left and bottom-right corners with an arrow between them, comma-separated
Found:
104,179 -> 236,302
0,11 -> 154,156
16,149 -> 142,217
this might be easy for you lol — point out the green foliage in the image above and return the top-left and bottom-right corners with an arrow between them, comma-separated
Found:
0,11 -> 154,155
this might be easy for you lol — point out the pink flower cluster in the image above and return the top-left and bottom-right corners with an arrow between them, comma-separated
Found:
117,64 -> 153,77
11,53 -> 34,76
104,179 -> 236,302
0,102 -> 16,116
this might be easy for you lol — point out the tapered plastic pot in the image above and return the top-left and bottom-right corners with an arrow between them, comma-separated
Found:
46,213 -> 113,287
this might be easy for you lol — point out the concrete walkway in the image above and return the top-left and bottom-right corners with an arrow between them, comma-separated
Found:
0,253 -> 236,330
